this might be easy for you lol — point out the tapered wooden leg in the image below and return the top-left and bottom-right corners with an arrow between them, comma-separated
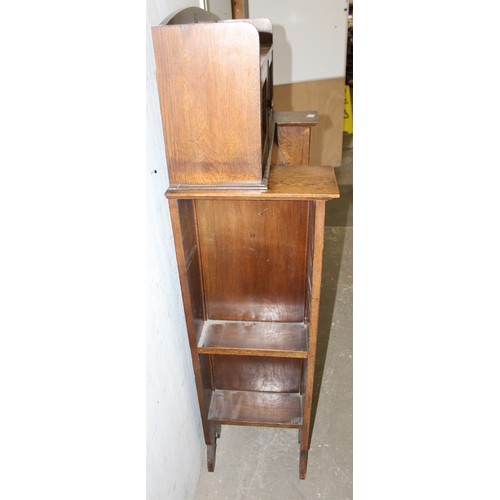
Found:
299,450 -> 309,479
215,423 -> 222,439
207,423 -> 220,472
207,442 -> 217,472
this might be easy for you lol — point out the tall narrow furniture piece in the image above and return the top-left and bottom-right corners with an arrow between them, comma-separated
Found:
152,8 -> 339,479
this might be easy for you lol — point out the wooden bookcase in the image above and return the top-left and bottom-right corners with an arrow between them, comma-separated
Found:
152,8 -> 339,479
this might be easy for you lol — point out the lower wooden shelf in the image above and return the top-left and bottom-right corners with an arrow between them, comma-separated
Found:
207,389 -> 303,428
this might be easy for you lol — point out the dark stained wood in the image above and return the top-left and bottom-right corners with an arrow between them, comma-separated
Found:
231,0 -> 247,19
274,111 -> 319,126
211,356 -> 303,393
196,199 -> 308,322
299,450 -> 309,480
153,9 -> 337,478
208,390 -> 303,427
300,201 -> 327,455
207,442 -> 217,472
304,201 -> 316,326
168,200 -> 212,444
177,200 -> 205,343
274,111 -> 319,166
275,126 -> 312,166
166,165 -> 340,200
197,320 -> 308,358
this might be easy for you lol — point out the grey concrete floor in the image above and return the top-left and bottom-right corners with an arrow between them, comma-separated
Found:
194,137 -> 353,500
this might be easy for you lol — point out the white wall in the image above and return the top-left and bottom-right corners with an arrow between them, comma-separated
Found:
249,0 -> 349,85
206,0 -> 232,19
146,1 -> 205,499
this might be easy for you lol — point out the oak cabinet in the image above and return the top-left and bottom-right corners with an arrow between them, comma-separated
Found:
152,7 -> 339,479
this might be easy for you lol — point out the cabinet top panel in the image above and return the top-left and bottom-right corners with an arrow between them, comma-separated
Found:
166,165 -> 340,200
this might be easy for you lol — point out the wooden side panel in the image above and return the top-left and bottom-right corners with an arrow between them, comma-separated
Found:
275,126 -> 311,166
273,78 -> 345,167
301,201 -> 327,453
199,353 -> 214,437
196,199 -> 309,322
304,201 -> 315,325
177,199 -> 205,345
212,355 -> 302,393
168,200 -> 211,443
152,23 -> 262,185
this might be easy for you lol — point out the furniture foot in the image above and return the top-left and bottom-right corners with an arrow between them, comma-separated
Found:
207,442 -> 217,472
215,423 -> 222,439
299,450 -> 308,480
298,429 -> 302,443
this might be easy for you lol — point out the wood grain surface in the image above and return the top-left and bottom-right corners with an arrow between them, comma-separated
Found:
152,22 -> 262,185
208,389 -> 303,427
211,355 -> 303,393
196,199 -> 309,322
166,165 -> 340,200
197,320 -> 308,358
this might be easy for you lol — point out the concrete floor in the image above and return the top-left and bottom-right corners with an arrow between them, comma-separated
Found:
194,138 -> 353,499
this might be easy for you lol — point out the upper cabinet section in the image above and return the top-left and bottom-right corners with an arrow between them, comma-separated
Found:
152,9 -> 274,190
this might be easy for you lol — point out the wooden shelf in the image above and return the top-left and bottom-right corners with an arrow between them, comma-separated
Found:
208,389 -> 303,428
166,165 -> 340,200
197,320 -> 308,358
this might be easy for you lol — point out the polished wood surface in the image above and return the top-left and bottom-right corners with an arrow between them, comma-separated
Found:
168,200 -> 211,444
212,355 -> 302,393
273,111 -> 319,166
301,201 -> 326,457
208,390 -> 303,427
154,9 -> 337,478
176,200 -> 205,344
152,22 -> 263,187
197,320 -> 308,358
275,126 -> 312,166
231,0 -> 247,19
166,165 -> 340,200
196,199 -> 308,322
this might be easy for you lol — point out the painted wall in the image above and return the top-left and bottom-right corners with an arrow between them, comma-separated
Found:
146,1 -> 205,499
249,0 -> 349,85
206,0 -> 232,20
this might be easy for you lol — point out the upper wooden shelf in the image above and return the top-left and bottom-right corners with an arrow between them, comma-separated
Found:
166,165 -> 340,200
197,320 -> 308,358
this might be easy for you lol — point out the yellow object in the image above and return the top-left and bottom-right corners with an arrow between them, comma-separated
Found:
343,85 -> 353,134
